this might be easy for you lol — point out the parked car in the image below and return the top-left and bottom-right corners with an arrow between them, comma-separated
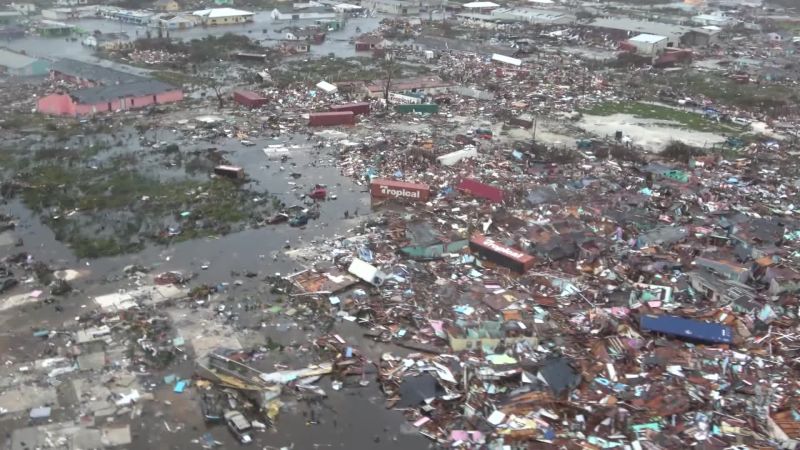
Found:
289,214 -> 309,227
308,185 -> 327,200
224,410 -> 253,444
200,392 -> 224,423
731,117 -> 752,127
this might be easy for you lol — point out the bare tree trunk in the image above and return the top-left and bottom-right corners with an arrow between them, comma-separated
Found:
213,86 -> 224,109
383,77 -> 391,107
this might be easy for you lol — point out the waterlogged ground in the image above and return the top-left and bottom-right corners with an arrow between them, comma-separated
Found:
0,116 -> 432,450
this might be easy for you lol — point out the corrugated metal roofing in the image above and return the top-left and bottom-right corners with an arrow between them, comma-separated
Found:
52,59 -> 142,84
71,79 -> 177,104
589,17 -> 692,40
0,48 -> 40,70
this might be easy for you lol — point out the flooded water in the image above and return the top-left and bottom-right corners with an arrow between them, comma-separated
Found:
0,11 -> 433,449
5,131 -> 371,283
6,13 -> 382,64
0,130 -> 430,449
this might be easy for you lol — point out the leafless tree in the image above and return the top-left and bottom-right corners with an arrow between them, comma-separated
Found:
379,53 -> 400,107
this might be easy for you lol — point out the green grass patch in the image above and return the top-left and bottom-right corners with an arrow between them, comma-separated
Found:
655,72 -> 800,115
271,57 -> 432,87
151,70 -> 202,87
581,102 -> 742,134
17,164 -> 273,258
0,113 -> 57,131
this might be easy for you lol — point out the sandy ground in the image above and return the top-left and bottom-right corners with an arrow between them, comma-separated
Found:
578,113 -> 727,152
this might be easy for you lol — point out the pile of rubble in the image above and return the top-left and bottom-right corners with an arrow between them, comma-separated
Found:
269,129 -> 800,448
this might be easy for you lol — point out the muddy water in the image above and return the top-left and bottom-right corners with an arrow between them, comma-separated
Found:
6,13 -> 382,63
0,129 -> 435,449
0,11 -> 429,447
5,132 -> 371,282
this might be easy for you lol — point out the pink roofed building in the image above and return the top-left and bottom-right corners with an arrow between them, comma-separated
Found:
38,58 -> 183,116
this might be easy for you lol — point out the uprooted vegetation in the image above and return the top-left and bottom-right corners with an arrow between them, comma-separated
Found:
1,134 -> 276,258
653,71 -> 800,117
269,56 -> 432,88
661,141 -> 707,163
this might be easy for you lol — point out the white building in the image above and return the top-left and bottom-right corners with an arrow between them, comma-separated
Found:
361,0 -> 420,15
150,13 -> 198,29
192,8 -> 254,25
462,1 -> 500,13
493,8 -> 573,24
82,32 -> 131,50
9,3 -> 36,15
628,33 -> 668,56
42,5 -> 97,20
271,7 -> 337,20
692,13 -> 735,27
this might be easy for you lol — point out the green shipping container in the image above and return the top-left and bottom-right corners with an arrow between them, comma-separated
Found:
394,104 -> 439,114
400,240 -> 468,260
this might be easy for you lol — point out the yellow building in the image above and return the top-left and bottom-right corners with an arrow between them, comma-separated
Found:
155,0 -> 180,12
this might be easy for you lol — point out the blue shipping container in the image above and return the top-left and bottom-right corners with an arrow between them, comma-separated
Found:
640,314 -> 732,344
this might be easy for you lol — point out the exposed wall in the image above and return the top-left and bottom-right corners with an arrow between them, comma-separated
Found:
37,94 -> 76,116
207,15 -> 252,25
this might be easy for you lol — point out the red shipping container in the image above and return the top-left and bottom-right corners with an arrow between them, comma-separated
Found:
330,102 -> 370,116
233,90 -> 268,108
457,178 -> 504,203
308,111 -> 355,127
370,179 -> 431,202
469,234 -> 534,273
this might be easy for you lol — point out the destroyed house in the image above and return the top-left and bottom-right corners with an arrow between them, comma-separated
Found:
637,225 -> 689,248
763,266 -> 800,295
354,34 -> 385,51
688,269 -> 756,304
526,220 -> 597,261
447,320 -> 537,352
642,163 -> 689,183
83,32 -> 131,50
288,268 -> 359,294
398,222 -> 468,260
280,40 -> 310,53
729,218 -> 786,259
364,77 -> 453,98
694,256 -> 750,283
767,408 -> 800,450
